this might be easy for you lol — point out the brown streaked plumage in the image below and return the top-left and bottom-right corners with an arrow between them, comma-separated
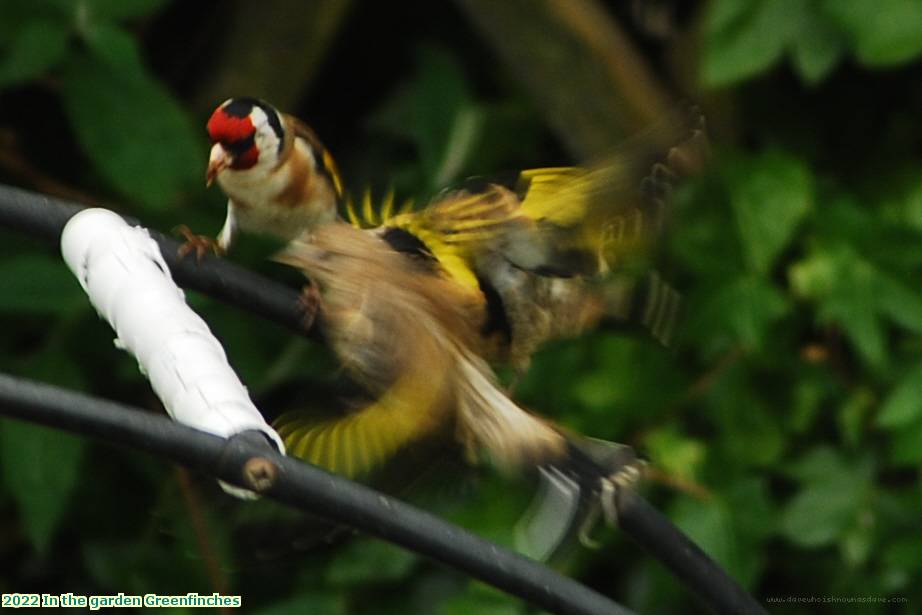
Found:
274,223 -> 567,475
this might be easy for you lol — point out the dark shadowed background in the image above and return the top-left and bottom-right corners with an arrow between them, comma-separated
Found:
2,1 -> 922,613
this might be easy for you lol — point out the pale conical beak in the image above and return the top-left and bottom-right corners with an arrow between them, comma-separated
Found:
206,143 -> 230,187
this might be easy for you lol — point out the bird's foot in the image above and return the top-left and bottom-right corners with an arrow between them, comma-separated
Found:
296,280 -> 323,331
175,224 -> 223,261
597,458 -> 646,527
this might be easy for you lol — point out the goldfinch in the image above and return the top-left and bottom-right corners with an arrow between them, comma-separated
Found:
179,97 -> 344,256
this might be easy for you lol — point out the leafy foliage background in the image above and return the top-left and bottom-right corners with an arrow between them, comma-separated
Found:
2,1 -> 922,613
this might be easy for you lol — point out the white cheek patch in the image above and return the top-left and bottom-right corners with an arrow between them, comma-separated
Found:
249,106 -> 282,168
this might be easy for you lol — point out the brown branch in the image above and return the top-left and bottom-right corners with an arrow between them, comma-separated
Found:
0,131 -> 106,208
454,0 -> 674,159
174,467 -> 232,613
681,345 -> 745,405
547,0 -> 673,127
645,466 -> 713,501
193,0 -> 354,114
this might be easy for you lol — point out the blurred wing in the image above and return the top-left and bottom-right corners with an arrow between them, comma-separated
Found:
383,186 -> 523,291
512,107 -> 709,275
379,107 -> 708,283
598,270 -> 683,346
274,346 -> 452,478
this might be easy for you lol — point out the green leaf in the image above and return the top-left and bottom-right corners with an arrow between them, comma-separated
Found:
441,476 -> 531,546
784,446 -> 845,483
0,20 -> 69,86
882,535 -> 922,576
61,56 -> 202,211
568,335 -> 683,431
440,585 -> 523,615
836,387 -> 877,446
791,236 -> 922,370
874,272 -> 922,335
0,1 -> 72,43
83,535 -> 214,595
0,254 -> 88,315
779,448 -> 872,547
721,478 -> 776,587
718,400 -> 786,468
703,0 -> 801,87
83,22 -> 145,75
706,0 -> 754,32
368,47 -> 481,191
82,0 -> 170,22
571,370 -> 620,411
726,151 -> 813,273
878,361 -> 922,428
0,421 -> 86,552
790,245 -> 887,368
325,539 -> 417,585
251,594 -> 345,615
780,482 -> 859,547
644,426 -> 706,483
790,7 -> 845,84
900,175 -> 922,233
823,0 -> 922,66
702,367 -> 786,469
790,374 -> 833,434
838,387 -> 873,448
886,417 -> 922,466
693,275 -> 789,351
672,497 -> 742,581
0,341 -> 88,551
839,522 -> 874,567
467,102 -> 545,176
725,478 -> 776,543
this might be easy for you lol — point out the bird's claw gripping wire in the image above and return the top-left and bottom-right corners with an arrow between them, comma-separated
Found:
174,224 -> 224,261
578,458 -> 648,548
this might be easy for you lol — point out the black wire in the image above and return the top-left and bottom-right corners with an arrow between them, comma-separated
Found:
0,373 -> 632,615
0,184 -> 318,341
0,183 -> 768,614
617,491 -> 767,615
564,443 -> 768,615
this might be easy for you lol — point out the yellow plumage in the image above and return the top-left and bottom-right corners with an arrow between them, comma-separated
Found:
273,108 -> 708,475
273,223 -> 565,477
275,379 -> 446,478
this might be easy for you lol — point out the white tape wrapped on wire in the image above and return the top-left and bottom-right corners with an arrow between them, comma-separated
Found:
61,208 -> 285,496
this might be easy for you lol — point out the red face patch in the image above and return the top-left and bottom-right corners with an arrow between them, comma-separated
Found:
206,108 -> 254,144
231,145 -> 259,170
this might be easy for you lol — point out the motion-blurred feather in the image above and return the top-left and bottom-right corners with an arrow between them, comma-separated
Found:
273,223 -> 566,475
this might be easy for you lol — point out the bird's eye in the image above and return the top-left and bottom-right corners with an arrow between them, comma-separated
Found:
224,134 -> 255,156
